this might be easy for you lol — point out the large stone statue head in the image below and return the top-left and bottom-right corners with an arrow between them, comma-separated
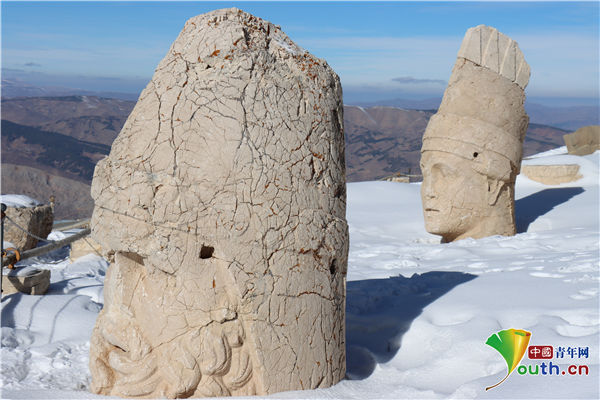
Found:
89,9 -> 348,398
420,25 -> 530,242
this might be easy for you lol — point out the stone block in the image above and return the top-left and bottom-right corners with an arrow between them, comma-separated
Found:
521,164 -> 582,185
2,268 -> 50,295
3,203 -> 53,251
563,125 -> 600,156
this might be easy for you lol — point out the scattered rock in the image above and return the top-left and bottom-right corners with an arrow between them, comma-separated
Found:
421,25 -> 530,242
89,8 -> 347,398
382,175 -> 410,183
563,125 -> 600,156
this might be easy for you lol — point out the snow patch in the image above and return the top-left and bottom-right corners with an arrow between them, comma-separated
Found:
0,194 -> 42,208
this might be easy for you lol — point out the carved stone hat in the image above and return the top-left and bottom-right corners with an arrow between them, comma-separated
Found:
422,25 -> 530,182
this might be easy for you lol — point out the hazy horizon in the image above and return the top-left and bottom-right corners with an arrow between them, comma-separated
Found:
2,1 -> 599,107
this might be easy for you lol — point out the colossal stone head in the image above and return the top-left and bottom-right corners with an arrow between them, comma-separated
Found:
421,25 -> 530,242
89,8 -> 347,398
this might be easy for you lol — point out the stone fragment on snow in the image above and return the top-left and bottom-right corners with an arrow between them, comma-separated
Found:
521,164 -> 582,185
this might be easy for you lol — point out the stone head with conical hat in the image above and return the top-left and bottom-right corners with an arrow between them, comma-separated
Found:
421,25 -> 530,242
89,8 -> 347,398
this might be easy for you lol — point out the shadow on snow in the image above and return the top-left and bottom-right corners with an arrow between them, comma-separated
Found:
345,271 -> 477,380
515,187 -> 584,233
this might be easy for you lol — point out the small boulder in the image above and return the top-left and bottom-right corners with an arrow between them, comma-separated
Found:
563,125 -> 600,156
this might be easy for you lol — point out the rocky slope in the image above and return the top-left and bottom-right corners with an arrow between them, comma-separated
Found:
1,120 -> 110,182
343,105 -> 569,181
1,95 -> 133,145
1,164 -> 93,219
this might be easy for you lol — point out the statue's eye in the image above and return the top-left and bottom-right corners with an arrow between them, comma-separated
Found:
473,152 -> 479,158
432,163 -> 455,178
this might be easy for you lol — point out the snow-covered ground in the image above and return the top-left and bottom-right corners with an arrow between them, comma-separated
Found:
2,149 -> 598,399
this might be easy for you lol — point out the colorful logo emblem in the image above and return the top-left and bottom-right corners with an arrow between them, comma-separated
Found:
485,328 -> 531,390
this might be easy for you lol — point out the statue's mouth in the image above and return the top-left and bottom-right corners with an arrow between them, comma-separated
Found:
425,208 -> 439,212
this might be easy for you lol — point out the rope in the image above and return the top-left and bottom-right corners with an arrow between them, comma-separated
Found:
4,215 -> 57,243
82,236 -> 104,258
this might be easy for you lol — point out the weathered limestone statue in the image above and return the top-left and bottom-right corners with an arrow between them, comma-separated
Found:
421,25 -> 530,242
89,8 -> 348,398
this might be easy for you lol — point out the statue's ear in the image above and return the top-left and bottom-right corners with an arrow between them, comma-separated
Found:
487,179 -> 505,206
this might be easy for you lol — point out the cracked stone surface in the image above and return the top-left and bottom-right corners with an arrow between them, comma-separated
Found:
421,25 -> 530,242
88,8 -> 347,398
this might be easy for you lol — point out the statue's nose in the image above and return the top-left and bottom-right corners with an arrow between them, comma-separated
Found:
421,175 -> 436,199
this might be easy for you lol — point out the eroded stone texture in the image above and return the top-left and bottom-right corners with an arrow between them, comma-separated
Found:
89,8 -> 347,398
563,125 -> 600,156
4,204 -> 53,251
521,164 -> 582,185
421,25 -> 530,242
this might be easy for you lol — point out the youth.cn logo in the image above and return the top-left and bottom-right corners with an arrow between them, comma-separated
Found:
485,329 -> 591,390
485,328 -> 531,391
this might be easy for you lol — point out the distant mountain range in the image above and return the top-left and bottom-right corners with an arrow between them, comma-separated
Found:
1,78 -> 140,101
1,95 -> 132,145
0,93 -> 582,218
353,97 -> 598,131
343,105 -> 570,182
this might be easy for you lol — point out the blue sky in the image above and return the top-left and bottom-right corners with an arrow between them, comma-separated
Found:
2,1 -> 599,104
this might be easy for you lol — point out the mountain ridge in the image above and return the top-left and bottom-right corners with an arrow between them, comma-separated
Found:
0,95 -> 576,218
